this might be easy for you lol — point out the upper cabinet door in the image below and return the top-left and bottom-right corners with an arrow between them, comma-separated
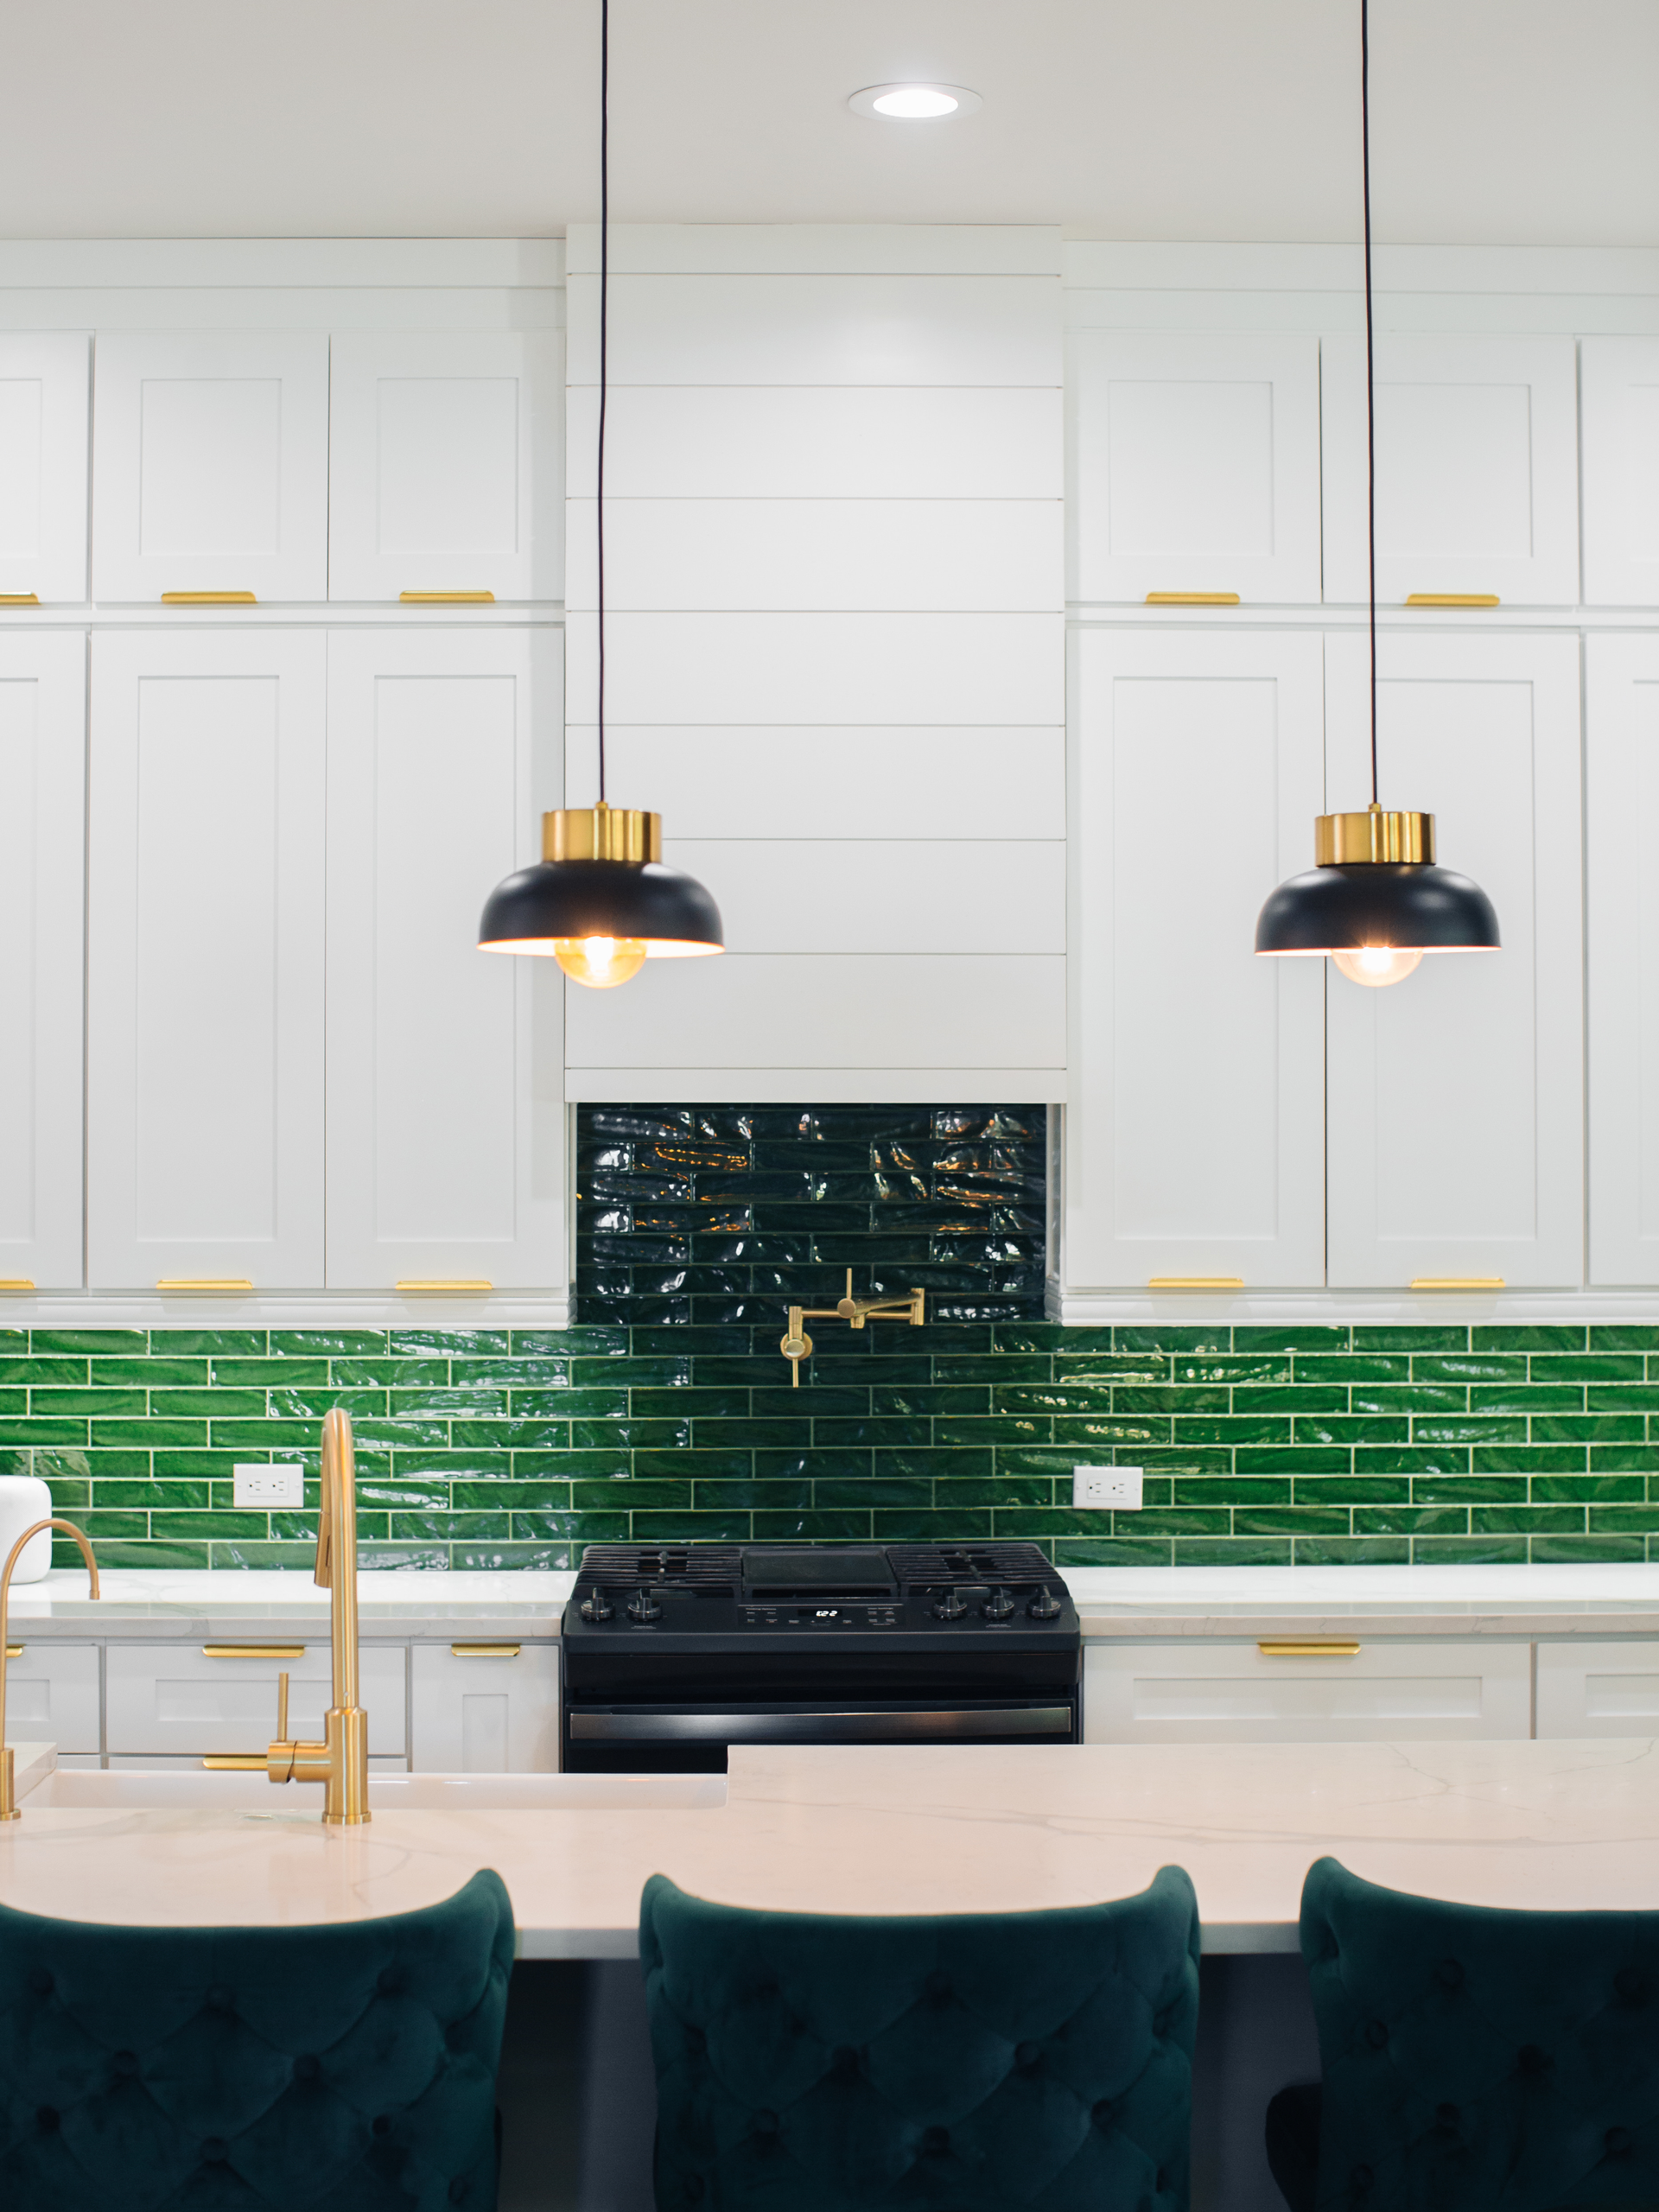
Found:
1586,636 -> 1659,1284
1069,332 -> 1322,606
327,333 -> 563,602
1582,339 -> 1659,607
0,334 -> 89,603
1321,334 -> 1580,606
0,633 -> 86,1288
92,334 -> 328,602
87,630 -> 326,1289
1065,628 -> 1326,1293
325,627 -> 565,1291
1326,632 -> 1583,1288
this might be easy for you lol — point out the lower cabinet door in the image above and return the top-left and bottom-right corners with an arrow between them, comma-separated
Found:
3,1643 -> 99,1755
1084,1639 -> 1532,1743
1535,1642 -> 1659,1738
104,1642 -> 408,1758
410,1642 -> 560,1772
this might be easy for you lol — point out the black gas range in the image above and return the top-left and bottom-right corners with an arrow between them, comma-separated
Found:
560,1541 -> 1081,1771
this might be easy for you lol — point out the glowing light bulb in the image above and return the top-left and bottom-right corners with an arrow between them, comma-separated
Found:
1331,945 -> 1425,989
553,936 -> 647,989
872,86 -> 959,117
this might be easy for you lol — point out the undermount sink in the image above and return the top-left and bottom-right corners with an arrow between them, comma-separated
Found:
20,1767 -> 727,1812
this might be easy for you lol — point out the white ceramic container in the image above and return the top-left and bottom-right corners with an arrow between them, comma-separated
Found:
0,1475 -> 56,1581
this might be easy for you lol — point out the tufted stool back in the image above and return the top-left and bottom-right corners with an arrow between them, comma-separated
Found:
639,1865 -> 1200,2212
1271,1854 -> 1659,2212
0,1866 -> 515,2212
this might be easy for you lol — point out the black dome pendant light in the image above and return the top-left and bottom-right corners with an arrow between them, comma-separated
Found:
479,0 -> 723,989
1255,0 -> 1498,988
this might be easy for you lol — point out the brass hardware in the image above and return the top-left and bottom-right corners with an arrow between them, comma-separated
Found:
1315,807 -> 1435,866
202,1754 -> 273,1771
0,1281 -> 34,1294
4,1646 -> 20,1660
399,590 -> 496,603
156,1278 -> 254,1294
1148,1276 -> 1245,1290
0,594 -> 40,606
203,1644 -> 306,1659
543,803 -> 662,865
160,591 -> 257,604
1411,1276 -> 1505,1289
780,1269 -> 925,1387
0,1518 -> 99,1820
264,1408 -> 371,1824
452,1643 -> 521,1658
1405,594 -> 1500,607
1145,592 -> 1241,605
396,1279 -> 493,1295
1258,1639 -> 1362,1657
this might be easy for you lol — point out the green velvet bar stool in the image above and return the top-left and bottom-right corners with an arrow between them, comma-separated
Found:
0,1866 -> 515,2212
1267,1855 -> 1659,2212
639,1865 -> 1200,2212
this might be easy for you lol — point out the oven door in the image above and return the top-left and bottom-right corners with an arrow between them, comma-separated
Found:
562,1694 -> 1080,1772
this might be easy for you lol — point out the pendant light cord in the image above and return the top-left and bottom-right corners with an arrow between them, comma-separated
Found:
595,0 -> 609,805
1361,0 -> 1379,809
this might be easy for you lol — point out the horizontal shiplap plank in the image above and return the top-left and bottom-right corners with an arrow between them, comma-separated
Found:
565,612 -> 1063,726
1061,242 -> 1659,296
564,955 -> 1065,1070
0,291 -> 565,334
572,727 -> 1065,839
565,499 -> 1060,613
662,842 -> 1064,954
568,225 -> 1061,276
567,275 -> 1061,386
566,1067 -> 1065,1104
0,239 -> 565,288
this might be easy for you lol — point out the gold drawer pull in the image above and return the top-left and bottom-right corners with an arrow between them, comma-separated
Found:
399,590 -> 496,603
156,1278 -> 254,1294
0,594 -> 40,606
202,1644 -> 306,1660
397,1279 -> 493,1294
1411,1276 -> 1504,1290
0,1281 -> 34,1293
4,1645 -> 21,1659
1259,1639 -> 1361,1657
1148,1275 -> 1244,1290
201,1754 -> 271,1770
161,591 -> 257,604
451,1642 -> 521,1658
1145,591 -> 1240,605
1404,594 -> 1499,607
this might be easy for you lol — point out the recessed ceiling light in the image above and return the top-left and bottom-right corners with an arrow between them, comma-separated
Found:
849,83 -> 982,122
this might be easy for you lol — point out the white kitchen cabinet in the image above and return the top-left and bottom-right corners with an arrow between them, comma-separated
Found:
0,632 -> 86,1289
1064,628 -> 1326,1292
0,334 -> 89,602
1582,339 -> 1659,607
104,1641 -> 407,1758
92,333 -> 328,601
325,627 -> 565,1290
1535,1642 -> 1659,1738
1084,1640 -> 1532,1744
1325,630 -> 1583,1288
1068,331 -> 1322,604
328,331 -> 563,602
1321,334 -> 1580,606
87,629 -> 326,1290
1587,635 -> 1659,1284
410,1642 -> 559,1771
3,1643 -> 99,1755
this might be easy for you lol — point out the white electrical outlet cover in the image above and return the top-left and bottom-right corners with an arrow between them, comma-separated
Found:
1072,1465 -> 1144,1510
232,1463 -> 305,1508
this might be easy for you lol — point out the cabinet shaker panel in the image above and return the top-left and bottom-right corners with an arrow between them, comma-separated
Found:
1325,631 -> 1583,1287
1582,339 -> 1659,607
87,630 -> 325,1288
1065,628 -> 1325,1291
410,1643 -> 560,1772
0,633 -> 86,1289
92,333 -> 327,601
0,334 -> 88,602
1321,334 -> 1580,606
328,331 -> 563,601
1536,1643 -> 1659,1738
1069,331 -> 1321,604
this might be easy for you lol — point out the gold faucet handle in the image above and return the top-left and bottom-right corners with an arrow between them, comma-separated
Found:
276,1669 -> 289,1740
780,1312 -> 813,1387
267,1670 -> 296,1783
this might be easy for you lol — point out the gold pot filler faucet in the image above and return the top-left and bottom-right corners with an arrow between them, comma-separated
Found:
780,1269 -> 926,1385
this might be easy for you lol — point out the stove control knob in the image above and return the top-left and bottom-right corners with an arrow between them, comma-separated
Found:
580,1590 -> 615,1623
626,1588 -> 664,1624
931,1589 -> 969,1622
982,1586 -> 1016,1622
1027,1585 -> 1063,1621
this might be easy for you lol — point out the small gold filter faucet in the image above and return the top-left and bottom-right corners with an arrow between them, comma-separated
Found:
0,1518 -> 100,1821
780,1269 -> 926,1385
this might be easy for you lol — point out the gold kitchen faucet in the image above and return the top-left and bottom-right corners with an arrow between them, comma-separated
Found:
0,1517 -> 100,1821
780,1269 -> 926,1386
266,1407 -> 372,1824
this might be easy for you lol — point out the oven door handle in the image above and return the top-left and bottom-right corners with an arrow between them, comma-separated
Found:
567,1707 -> 1074,1743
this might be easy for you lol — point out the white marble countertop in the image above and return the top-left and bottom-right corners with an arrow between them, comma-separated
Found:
11,1563 -> 1659,1641
7,1738 -> 1659,1956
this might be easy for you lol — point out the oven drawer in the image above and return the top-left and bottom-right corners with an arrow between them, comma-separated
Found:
563,1695 -> 1079,1770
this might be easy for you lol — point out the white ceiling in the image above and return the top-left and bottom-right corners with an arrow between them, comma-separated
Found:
3,0 -> 1655,244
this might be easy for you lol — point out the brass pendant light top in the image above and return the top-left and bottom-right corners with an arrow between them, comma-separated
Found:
1313,807 -> 1434,867
543,804 -> 663,865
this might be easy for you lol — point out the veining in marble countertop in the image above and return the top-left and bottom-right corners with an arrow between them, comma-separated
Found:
7,1739 -> 1659,1957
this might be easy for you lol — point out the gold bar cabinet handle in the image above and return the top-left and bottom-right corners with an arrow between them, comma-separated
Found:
156,1279 -> 254,1294
4,1646 -> 21,1660
0,1281 -> 34,1294
1148,1276 -> 1245,1290
1258,1640 -> 1362,1657
1411,1277 -> 1505,1290
160,591 -> 257,604
1404,594 -> 1500,607
202,1644 -> 307,1660
201,1754 -> 273,1770
399,590 -> 496,603
397,1279 -> 493,1294
1145,592 -> 1240,605
451,1643 -> 521,1659
0,594 -> 40,606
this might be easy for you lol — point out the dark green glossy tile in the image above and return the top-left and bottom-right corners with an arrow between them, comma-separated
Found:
932,1478 -> 1054,1507
209,1357 -> 333,1388
1294,1356 -> 1410,1383
1530,1415 -> 1644,1442
1532,1473 -> 1644,1501
389,1329 -> 511,1357
1409,1536 -> 1529,1564
937,1416 -> 1052,1446
695,1480 -> 814,1510
1050,1536 -> 1174,1565
694,1419 -> 815,1450
1588,1386 -> 1659,1411
1586,1504 -> 1659,1532
1352,1506 -> 1471,1535
1111,1329 -> 1230,1354
270,1330 -> 388,1357
1294,1538 -> 1412,1565
0,1420 -> 91,1446
31,1330 -> 149,1355
1289,1475 -> 1411,1503
70,1540 -> 209,1569
573,1357 -> 692,1388
331,1359 -> 452,1387
1353,1446 -> 1472,1475
31,1389 -> 147,1417
1531,1354 -> 1646,1382
391,1512 -> 512,1541
1468,1386 -> 1584,1414
1172,1538 -> 1293,1566
1050,1416 -> 1172,1447
209,1541 -> 319,1570
632,1511 -> 753,1541
357,1544 -> 452,1570
752,1450 -> 872,1482
92,1479 -> 211,1508
994,1325 -> 1110,1351
90,1359 -> 209,1387
41,1476 -> 90,1509
1292,1416 -> 1409,1444
1470,1504 -> 1586,1533
93,1420 -> 207,1448
157,1331 -> 270,1357
1529,1534 -> 1646,1562
1176,1477 -> 1292,1504
389,1449 -> 512,1477
571,1418 -> 690,1451
1232,1445 -> 1349,1472
871,1385 -> 988,1417
1172,1417 -> 1294,1445
1471,1446 -> 1587,1473
1233,1387 -> 1347,1414
1471,1326 -> 1586,1352
1233,1507 -> 1351,1535
1592,1326 -> 1659,1351
633,1451 -> 756,1482
1409,1353 -> 1527,1382
872,1509 -> 995,1539
753,1510 -> 876,1541
521,1326 -> 628,1355
752,1389 -> 874,1421
1177,1356 -> 1294,1385
1593,1446 -> 1659,1471
149,1510 -> 270,1539
0,1358 -> 87,1385
151,1389 -> 269,1420
1231,1326 -> 1351,1352
878,1447 -> 995,1481
451,1421 -> 570,1449
1409,1474 -> 1528,1503
353,1478 -> 457,1510
1351,1327 -> 1468,1353
1048,1357 -> 1168,1382
1411,1416 -> 1528,1444
631,1387 -> 749,1420
1351,1386 -> 1470,1414
454,1481 -> 596,1510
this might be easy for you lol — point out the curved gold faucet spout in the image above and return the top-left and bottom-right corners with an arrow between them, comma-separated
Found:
265,1406 -> 371,1824
0,1516 -> 101,1820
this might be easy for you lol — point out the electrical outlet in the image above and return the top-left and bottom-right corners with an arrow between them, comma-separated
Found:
1072,1465 -> 1143,1511
232,1464 -> 304,1508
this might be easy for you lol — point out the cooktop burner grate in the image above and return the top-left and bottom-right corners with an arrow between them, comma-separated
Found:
887,1542 -> 1061,1587
578,1543 -> 744,1587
